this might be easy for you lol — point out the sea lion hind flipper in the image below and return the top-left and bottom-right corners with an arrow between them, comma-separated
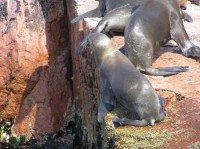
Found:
97,99 -> 109,123
141,66 -> 189,76
112,117 -> 149,127
156,66 -> 189,72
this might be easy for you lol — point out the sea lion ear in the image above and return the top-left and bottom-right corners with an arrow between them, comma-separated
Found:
131,5 -> 140,14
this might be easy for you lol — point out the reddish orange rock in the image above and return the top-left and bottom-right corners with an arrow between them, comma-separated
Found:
0,0 -> 72,138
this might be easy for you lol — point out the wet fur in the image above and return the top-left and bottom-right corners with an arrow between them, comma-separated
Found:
80,33 -> 166,126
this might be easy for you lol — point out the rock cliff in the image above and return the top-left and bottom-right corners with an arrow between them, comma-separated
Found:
0,0 -> 200,148
0,0 -> 72,138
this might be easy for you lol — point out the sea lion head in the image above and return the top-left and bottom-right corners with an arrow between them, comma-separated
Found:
87,33 -> 115,66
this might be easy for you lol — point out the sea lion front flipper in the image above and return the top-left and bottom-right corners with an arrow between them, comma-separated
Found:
141,66 -> 189,76
170,12 -> 200,58
182,45 -> 200,58
98,72 -> 116,122
98,98 -> 109,123
76,37 -> 88,55
92,4 -> 133,37
71,9 -> 97,24
112,117 -> 149,127
71,0 -> 106,24
182,11 -> 193,22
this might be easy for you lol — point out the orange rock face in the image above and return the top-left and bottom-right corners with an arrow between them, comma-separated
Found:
0,0 -> 72,138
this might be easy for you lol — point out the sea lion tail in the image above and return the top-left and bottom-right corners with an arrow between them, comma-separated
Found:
141,66 -> 189,76
112,117 -> 149,127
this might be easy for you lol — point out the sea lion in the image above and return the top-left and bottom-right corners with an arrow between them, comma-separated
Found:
79,33 -> 166,126
123,0 -> 200,76
77,4 -> 189,76
75,2 -> 192,44
71,0 -> 193,24
76,4 -> 134,55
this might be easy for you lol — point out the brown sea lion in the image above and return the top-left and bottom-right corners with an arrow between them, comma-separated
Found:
124,0 -> 199,76
80,33 -> 166,126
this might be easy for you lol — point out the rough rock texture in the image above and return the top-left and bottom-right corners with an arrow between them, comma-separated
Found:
0,0 -> 73,139
67,0 -> 101,148
70,0 -> 200,148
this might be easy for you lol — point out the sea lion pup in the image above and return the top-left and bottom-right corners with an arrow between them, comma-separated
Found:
123,0 -> 200,76
71,0 -> 193,24
79,33 -> 166,126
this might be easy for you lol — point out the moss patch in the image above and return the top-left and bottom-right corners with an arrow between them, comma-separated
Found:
102,108 -> 190,149
158,89 -> 184,101
114,127 -> 186,149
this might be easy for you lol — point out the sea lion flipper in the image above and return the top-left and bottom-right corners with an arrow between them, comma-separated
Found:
76,37 -> 88,55
141,66 -> 188,76
71,10 -> 93,24
182,46 -> 200,57
97,72 -> 116,123
170,11 -> 200,58
112,117 -> 149,127
98,99 -> 109,122
156,66 -> 189,72
71,0 -> 106,23
71,7 -> 102,24
182,12 -> 193,22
